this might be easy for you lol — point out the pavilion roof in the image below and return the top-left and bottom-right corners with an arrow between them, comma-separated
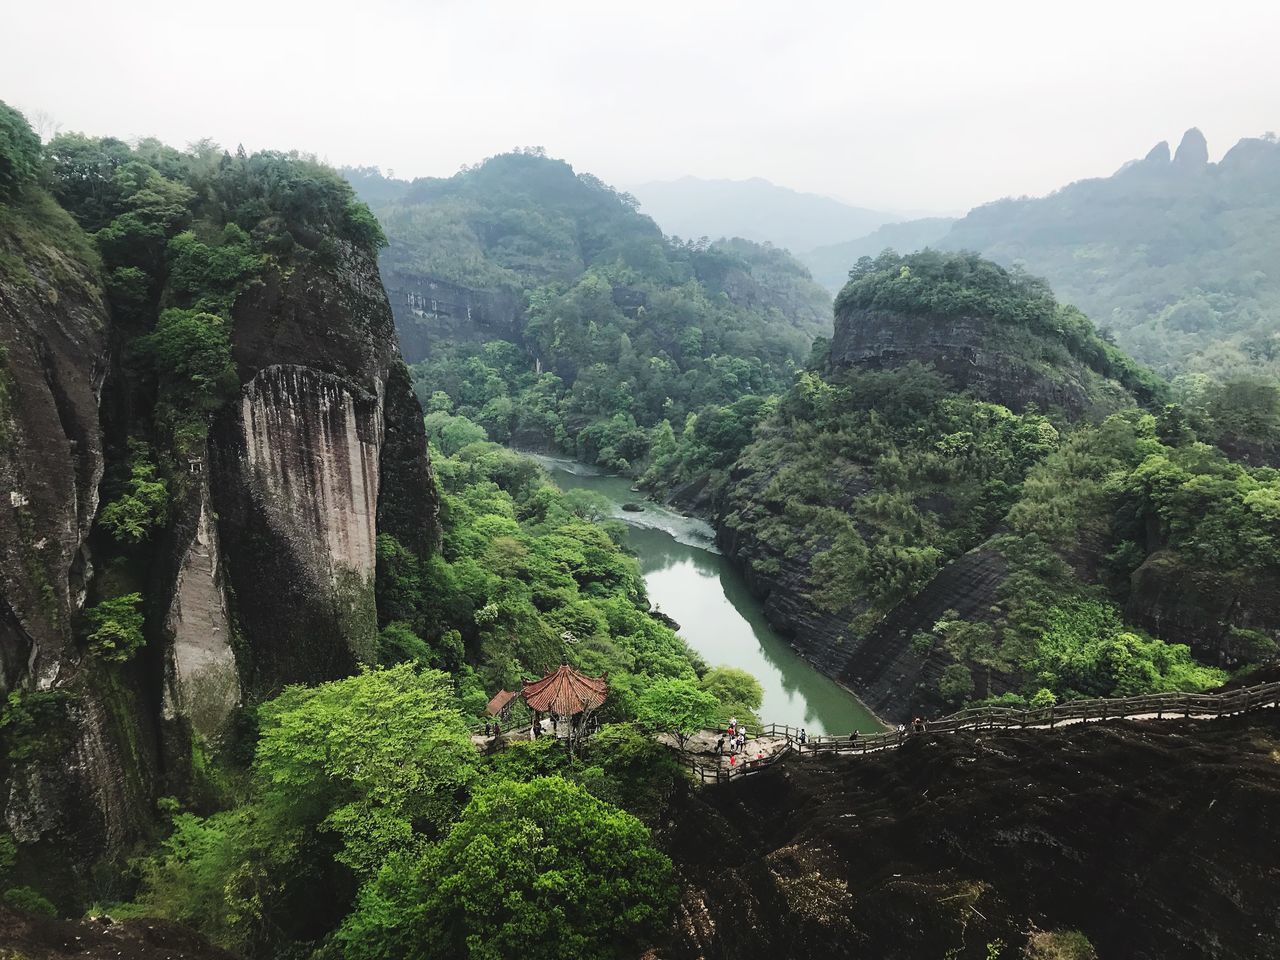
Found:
520,663 -> 607,716
486,689 -> 518,716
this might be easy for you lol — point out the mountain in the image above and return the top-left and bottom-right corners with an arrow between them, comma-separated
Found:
347,154 -> 833,471
629,176 -> 896,252
800,216 -> 957,292
936,129 -> 1280,380
0,110 -> 436,907
717,251 -> 1279,719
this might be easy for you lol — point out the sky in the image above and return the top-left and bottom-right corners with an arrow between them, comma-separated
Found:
3,0 -> 1277,213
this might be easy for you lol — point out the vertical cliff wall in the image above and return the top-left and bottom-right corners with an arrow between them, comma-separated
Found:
209,242 -> 439,691
0,202 -> 156,906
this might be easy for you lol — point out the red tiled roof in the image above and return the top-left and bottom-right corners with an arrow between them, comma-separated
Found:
486,689 -> 518,716
520,664 -> 607,716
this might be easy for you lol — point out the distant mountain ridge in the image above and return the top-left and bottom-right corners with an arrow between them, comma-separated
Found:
629,176 -> 897,253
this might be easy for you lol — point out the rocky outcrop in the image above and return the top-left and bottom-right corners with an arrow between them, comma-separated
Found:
1126,550 -> 1280,666
660,711 -> 1280,960
162,477 -> 238,739
383,272 -> 521,364
0,225 -> 108,690
827,307 -> 1131,419
1172,127 -> 1210,170
211,246 -> 439,690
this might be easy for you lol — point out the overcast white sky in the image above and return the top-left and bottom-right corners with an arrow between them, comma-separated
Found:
3,0 -> 1277,213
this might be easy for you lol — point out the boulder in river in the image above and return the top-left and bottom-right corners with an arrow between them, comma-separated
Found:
622,502 -> 646,512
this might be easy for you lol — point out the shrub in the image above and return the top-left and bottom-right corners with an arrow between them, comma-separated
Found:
86,593 -> 145,662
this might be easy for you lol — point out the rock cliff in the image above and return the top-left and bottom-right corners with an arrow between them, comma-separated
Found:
827,306 -> 1132,419
0,195 -> 155,906
1,199 -> 438,905
661,711 -> 1280,960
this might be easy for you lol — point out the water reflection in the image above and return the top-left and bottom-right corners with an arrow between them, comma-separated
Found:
531,455 -> 882,734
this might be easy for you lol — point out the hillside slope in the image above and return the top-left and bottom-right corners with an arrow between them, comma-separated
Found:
718,252 -> 1271,719
347,154 -> 833,472
939,129 -> 1280,379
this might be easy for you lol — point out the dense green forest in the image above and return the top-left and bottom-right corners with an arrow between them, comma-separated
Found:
113,438 -> 753,958
347,154 -> 832,476
2,106 -> 764,956
720,251 -> 1280,708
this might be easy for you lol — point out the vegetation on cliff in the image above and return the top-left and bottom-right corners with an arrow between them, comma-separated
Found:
720,252 -> 1262,710
938,130 -> 1280,382
349,153 -> 831,475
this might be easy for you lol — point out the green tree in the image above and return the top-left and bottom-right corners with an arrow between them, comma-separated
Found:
338,776 -> 675,960
636,676 -> 719,749
0,101 -> 41,200
253,664 -> 478,876
699,665 -> 764,723
85,593 -> 145,662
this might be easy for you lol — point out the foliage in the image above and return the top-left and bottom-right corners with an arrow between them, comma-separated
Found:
700,665 -> 764,724
85,593 -> 145,662
97,444 -> 169,544
0,101 -> 41,200
252,664 -> 477,876
724,362 -> 1060,628
636,677 -> 720,748
132,665 -> 477,952
834,250 -> 1163,404
3,885 -> 57,917
337,776 -> 675,960
349,152 -> 831,480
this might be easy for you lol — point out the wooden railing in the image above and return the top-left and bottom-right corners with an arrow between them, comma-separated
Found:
674,681 -> 1280,784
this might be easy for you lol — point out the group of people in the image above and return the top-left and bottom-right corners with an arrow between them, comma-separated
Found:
715,718 -> 751,758
483,719 -> 502,738
896,716 -> 928,735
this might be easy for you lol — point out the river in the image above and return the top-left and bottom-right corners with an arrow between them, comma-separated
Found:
533,455 -> 883,734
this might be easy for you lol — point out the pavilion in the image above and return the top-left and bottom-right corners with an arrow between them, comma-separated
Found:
520,663 -> 607,750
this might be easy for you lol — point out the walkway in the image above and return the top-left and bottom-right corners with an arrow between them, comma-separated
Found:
673,680 -> 1280,785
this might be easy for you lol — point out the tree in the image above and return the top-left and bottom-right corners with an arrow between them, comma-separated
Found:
699,666 -> 763,723
0,101 -> 41,200
636,676 -> 719,749
338,776 -> 675,960
85,593 -> 145,662
253,664 -> 478,876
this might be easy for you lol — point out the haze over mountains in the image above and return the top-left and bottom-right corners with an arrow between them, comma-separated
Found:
640,129 -> 1280,382
628,177 -> 900,253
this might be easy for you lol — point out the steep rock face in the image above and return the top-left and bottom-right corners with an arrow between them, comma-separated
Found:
0,210 -> 157,903
210,245 -> 439,689
1126,550 -> 1280,666
0,237 -> 107,690
383,272 -> 521,364
660,712 -> 1280,960
161,477 -> 238,738
828,307 -> 1131,418
838,549 -> 1012,717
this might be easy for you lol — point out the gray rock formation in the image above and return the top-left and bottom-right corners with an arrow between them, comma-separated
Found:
827,307 -> 1132,419
384,272 -> 521,364
1172,127 -> 1210,169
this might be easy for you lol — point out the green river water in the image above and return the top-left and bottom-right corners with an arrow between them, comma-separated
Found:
534,455 -> 883,734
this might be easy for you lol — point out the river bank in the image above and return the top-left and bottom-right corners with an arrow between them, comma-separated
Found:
528,454 -> 883,734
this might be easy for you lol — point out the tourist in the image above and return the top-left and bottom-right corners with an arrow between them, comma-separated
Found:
798,728 -> 808,745
484,721 -> 491,737
716,736 -> 725,756
494,719 -> 502,738
897,722 -> 906,738
849,729 -> 859,745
